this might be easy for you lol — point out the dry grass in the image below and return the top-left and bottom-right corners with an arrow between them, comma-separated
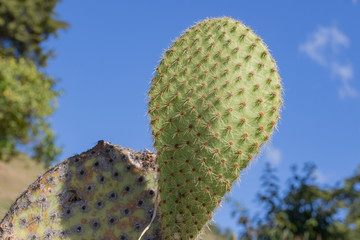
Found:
202,232 -> 232,240
0,154 -> 45,219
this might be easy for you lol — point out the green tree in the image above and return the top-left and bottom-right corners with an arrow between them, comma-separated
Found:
0,57 -> 61,166
0,0 -> 67,166
0,0 -> 68,66
231,163 -> 360,240
333,166 -> 360,239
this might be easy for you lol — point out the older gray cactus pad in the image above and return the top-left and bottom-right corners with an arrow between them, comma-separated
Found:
0,141 -> 161,240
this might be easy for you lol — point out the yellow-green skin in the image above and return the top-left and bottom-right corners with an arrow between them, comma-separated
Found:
149,17 -> 282,240
0,141 -> 161,240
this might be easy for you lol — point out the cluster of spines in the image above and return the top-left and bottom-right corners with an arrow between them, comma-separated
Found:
0,17 -> 282,240
0,141 -> 161,240
149,17 -> 282,239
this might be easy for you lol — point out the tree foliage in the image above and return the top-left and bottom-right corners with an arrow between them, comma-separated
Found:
231,163 -> 360,240
0,0 -> 67,166
0,0 -> 68,66
0,57 -> 61,166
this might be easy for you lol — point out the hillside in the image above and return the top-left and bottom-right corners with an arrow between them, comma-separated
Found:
0,155 -> 45,218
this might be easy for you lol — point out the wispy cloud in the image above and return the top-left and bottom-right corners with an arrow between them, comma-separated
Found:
299,25 -> 349,66
264,146 -> 282,166
353,0 -> 358,5
314,169 -> 327,184
299,24 -> 357,99
331,62 -> 358,98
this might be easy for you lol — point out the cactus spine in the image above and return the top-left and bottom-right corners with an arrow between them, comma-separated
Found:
0,141 -> 161,240
149,17 -> 282,239
0,17 -> 283,240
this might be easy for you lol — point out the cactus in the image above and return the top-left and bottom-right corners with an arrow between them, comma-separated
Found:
1,17 -> 282,240
148,17 -> 282,239
0,141 -> 161,240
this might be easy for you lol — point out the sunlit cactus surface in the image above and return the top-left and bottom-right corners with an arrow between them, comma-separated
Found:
148,17 -> 282,240
0,141 -> 161,240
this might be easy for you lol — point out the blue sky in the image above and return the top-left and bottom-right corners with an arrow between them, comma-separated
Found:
44,0 -> 360,236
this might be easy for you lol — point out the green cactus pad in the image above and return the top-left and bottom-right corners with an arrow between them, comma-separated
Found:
0,141 -> 161,240
148,17 -> 282,239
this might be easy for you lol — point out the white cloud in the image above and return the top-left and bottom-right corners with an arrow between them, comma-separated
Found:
299,25 -> 349,66
331,62 -> 353,80
331,62 -> 358,98
314,169 -> 327,184
339,82 -> 358,99
264,146 -> 282,166
299,24 -> 357,99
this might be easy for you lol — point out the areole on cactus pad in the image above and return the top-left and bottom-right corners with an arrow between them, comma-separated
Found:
0,16 -> 283,240
0,141 -> 161,240
148,17 -> 282,239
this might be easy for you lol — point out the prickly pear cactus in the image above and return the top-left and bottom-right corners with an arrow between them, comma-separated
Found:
0,141 -> 161,240
148,17 -> 282,239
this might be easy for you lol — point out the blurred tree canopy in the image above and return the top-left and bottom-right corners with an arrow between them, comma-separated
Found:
0,0 -> 68,66
0,0 -> 67,166
229,163 -> 360,240
0,57 -> 61,166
